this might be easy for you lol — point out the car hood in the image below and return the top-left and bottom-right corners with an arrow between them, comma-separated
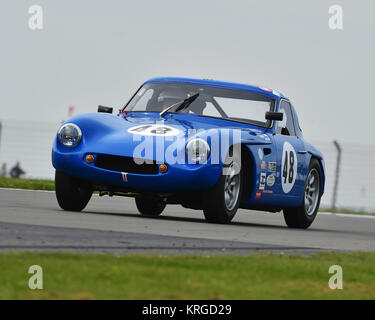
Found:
61,112 -> 272,159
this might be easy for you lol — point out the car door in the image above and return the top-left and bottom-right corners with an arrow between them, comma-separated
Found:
272,100 -> 308,206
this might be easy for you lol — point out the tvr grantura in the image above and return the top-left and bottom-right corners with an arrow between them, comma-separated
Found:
52,77 -> 325,229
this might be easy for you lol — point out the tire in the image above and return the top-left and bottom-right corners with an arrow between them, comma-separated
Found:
283,158 -> 322,229
55,170 -> 93,212
135,196 -> 166,216
203,149 -> 242,224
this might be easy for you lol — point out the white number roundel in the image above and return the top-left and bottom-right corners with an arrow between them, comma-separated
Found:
281,142 -> 297,193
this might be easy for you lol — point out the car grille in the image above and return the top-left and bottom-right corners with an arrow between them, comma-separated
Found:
95,154 -> 159,174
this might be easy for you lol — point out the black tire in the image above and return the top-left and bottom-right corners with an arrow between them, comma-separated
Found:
203,149 -> 242,224
283,158 -> 322,229
55,170 -> 93,212
135,196 -> 166,216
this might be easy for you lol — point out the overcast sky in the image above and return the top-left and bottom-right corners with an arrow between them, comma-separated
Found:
1,0 -> 374,144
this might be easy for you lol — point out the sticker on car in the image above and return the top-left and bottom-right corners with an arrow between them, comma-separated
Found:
268,162 -> 276,172
281,142 -> 297,193
267,174 -> 275,187
261,161 -> 267,170
122,172 -> 128,182
259,172 -> 266,190
128,124 -> 180,136
258,148 -> 263,160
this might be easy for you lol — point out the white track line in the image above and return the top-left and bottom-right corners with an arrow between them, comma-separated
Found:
319,211 -> 375,219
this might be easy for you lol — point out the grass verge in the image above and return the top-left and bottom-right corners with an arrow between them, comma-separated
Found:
0,177 -> 54,191
0,252 -> 375,299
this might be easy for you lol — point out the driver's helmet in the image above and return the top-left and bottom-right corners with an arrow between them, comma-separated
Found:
157,87 -> 188,107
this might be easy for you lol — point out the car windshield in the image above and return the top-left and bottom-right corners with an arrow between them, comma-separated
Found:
124,82 -> 275,127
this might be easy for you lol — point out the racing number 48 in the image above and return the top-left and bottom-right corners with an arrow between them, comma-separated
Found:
283,151 -> 295,184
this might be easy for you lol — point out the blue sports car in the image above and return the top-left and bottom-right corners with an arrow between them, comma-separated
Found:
52,77 -> 325,229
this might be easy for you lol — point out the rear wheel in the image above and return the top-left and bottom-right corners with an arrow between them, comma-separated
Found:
283,158 -> 322,229
135,196 -> 166,217
55,170 -> 93,212
203,150 -> 242,224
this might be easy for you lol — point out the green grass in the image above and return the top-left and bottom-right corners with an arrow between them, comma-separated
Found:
0,176 -> 54,191
1,252 -> 375,300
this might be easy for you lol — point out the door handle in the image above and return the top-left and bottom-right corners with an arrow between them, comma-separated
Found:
298,150 -> 307,154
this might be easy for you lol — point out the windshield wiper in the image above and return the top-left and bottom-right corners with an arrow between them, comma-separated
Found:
160,93 -> 200,118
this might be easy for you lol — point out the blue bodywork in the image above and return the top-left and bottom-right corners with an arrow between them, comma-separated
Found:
52,77 -> 325,210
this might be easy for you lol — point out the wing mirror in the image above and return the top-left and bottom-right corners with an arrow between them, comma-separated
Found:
265,111 -> 283,130
265,111 -> 283,121
98,105 -> 113,114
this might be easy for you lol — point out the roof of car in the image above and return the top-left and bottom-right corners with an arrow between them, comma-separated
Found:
143,77 -> 286,100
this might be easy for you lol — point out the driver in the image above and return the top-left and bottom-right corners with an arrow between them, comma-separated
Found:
157,87 -> 188,111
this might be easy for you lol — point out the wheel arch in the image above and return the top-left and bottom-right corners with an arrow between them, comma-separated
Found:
309,154 -> 326,196
239,144 -> 255,202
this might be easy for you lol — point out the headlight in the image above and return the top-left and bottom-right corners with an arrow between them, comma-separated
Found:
57,123 -> 82,148
186,138 -> 210,164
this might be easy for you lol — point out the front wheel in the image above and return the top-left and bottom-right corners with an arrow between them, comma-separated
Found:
135,196 -> 166,217
203,151 -> 242,224
55,170 -> 93,212
283,158 -> 322,229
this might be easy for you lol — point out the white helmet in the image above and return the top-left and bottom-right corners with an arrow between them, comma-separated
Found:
157,87 -> 187,103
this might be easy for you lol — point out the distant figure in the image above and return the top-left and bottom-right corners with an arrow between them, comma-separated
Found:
10,162 -> 25,178
1,163 -> 6,177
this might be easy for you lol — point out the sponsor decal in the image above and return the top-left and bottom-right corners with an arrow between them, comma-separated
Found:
258,148 -> 263,160
261,161 -> 267,170
267,174 -> 275,187
268,161 -> 277,172
263,190 -> 273,194
259,86 -> 272,92
260,172 -> 266,190
255,191 -> 262,199
122,172 -> 128,182
281,142 -> 298,193
128,124 -> 180,136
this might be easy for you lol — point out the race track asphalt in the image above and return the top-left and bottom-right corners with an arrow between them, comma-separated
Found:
0,189 -> 374,254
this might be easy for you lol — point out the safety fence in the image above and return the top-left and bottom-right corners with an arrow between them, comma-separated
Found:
0,119 -> 59,180
315,140 -> 375,212
0,119 -> 374,212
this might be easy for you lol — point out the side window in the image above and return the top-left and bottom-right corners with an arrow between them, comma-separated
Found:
276,100 -> 296,136
202,102 -> 222,117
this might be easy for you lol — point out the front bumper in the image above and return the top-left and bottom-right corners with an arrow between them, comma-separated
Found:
52,149 -> 222,192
